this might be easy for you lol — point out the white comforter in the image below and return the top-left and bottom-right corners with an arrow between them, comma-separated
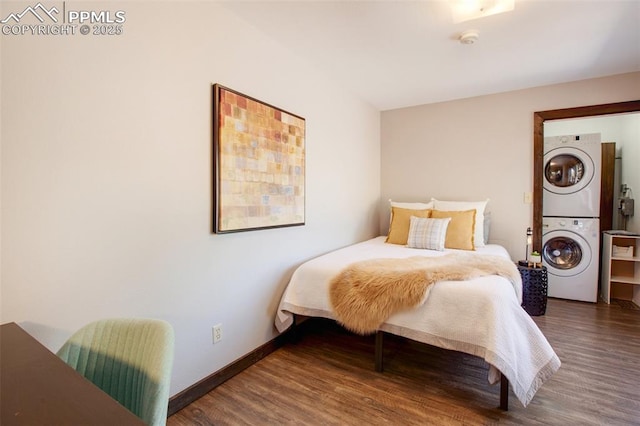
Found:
275,237 -> 560,407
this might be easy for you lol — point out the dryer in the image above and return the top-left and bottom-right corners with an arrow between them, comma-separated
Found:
542,217 -> 599,303
543,133 -> 601,218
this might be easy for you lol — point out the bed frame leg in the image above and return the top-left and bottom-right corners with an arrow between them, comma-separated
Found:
375,331 -> 384,372
287,315 -> 302,343
500,373 -> 509,411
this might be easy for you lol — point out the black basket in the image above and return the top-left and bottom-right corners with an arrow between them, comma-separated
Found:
518,265 -> 548,316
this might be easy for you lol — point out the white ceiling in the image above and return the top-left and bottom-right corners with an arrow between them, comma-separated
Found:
223,0 -> 640,111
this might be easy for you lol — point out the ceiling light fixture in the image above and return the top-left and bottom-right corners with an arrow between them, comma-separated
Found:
459,30 -> 479,44
450,0 -> 515,23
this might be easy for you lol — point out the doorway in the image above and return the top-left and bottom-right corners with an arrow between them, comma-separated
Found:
532,100 -> 640,252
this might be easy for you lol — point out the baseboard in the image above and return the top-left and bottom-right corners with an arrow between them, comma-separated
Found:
167,330 -> 291,416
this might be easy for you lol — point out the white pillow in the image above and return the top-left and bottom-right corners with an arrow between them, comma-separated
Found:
431,198 -> 489,247
387,200 -> 435,234
389,199 -> 434,210
406,216 -> 451,251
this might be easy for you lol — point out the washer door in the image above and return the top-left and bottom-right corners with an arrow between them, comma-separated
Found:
543,230 -> 592,277
543,147 -> 595,195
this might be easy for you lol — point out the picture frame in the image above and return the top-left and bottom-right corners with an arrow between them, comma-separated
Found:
212,84 -> 306,233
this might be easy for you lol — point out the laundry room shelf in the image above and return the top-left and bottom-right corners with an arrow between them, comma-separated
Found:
601,232 -> 640,304
610,275 -> 640,285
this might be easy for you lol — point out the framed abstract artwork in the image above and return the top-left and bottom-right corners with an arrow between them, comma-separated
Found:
212,84 -> 306,233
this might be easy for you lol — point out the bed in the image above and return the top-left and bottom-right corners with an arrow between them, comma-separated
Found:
275,235 -> 561,409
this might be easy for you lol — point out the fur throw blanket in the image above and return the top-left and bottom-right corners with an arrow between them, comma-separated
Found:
329,253 -> 520,335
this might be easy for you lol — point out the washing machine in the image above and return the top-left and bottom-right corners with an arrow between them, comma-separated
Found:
543,133 -> 601,217
542,217 -> 599,303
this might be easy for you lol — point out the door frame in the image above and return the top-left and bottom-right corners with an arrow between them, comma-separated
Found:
532,100 -> 640,251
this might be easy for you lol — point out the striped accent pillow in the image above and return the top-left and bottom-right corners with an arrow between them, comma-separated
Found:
406,216 -> 451,251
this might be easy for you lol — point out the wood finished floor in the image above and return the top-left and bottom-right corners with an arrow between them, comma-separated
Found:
168,299 -> 640,425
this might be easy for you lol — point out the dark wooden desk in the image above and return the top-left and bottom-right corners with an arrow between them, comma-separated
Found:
1,322 -> 146,425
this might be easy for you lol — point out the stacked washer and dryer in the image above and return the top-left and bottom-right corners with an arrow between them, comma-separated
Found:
542,133 -> 601,303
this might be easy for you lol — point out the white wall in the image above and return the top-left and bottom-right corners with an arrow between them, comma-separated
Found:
381,72 -> 640,260
0,1 -> 380,395
621,116 -> 640,234
545,113 -> 640,233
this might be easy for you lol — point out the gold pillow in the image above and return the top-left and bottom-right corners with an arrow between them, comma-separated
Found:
386,207 -> 431,245
431,209 -> 476,250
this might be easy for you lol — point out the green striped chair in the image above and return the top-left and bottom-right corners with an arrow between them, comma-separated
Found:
57,318 -> 174,426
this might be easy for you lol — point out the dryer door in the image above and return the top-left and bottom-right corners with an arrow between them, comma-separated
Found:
543,230 -> 592,277
543,147 -> 595,195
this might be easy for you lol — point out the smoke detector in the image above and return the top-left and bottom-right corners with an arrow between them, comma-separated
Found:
459,30 -> 479,45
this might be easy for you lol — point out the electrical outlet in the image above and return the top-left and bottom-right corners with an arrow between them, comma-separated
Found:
212,324 -> 222,344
